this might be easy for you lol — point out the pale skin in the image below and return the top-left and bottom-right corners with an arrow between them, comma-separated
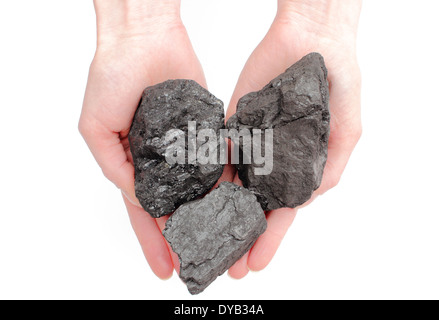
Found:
79,0 -> 362,280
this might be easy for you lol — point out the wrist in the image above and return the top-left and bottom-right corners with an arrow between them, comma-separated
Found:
276,0 -> 362,38
94,0 -> 182,43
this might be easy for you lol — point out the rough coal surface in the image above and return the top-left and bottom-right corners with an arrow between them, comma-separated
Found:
129,79 -> 225,218
226,53 -> 330,210
163,182 -> 267,295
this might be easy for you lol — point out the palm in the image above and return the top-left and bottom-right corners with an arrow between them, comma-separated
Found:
88,25 -> 206,141
227,19 -> 362,278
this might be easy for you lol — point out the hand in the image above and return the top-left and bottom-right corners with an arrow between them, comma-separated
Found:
79,0 -> 205,279
227,0 -> 363,278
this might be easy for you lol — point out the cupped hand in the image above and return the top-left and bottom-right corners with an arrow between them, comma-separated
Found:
79,1 -> 206,279
227,0 -> 363,278
80,0 -> 362,283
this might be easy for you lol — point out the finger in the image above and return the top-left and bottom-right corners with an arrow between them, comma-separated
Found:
315,135 -> 355,195
123,194 -> 174,280
315,72 -> 362,195
316,115 -> 362,195
156,215 -> 180,274
247,207 -> 297,272
228,252 -> 250,279
79,114 -> 141,207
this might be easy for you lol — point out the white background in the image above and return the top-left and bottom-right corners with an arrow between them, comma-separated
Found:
1,0 -> 438,300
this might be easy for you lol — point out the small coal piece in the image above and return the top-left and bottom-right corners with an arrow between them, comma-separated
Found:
163,182 -> 267,294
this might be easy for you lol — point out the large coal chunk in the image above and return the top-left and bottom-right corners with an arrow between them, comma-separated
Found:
163,182 -> 267,295
226,53 -> 330,210
129,79 -> 225,218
